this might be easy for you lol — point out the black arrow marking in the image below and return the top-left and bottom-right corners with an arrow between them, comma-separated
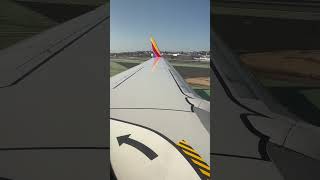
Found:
117,134 -> 158,160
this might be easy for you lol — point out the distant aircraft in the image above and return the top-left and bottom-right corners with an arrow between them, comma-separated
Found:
211,31 -> 320,179
110,37 -> 210,179
193,56 -> 210,62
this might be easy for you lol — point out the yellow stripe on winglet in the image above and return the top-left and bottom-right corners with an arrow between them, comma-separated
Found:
191,159 -> 210,171
200,168 -> 210,177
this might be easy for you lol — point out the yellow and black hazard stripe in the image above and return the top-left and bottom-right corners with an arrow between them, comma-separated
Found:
177,140 -> 211,179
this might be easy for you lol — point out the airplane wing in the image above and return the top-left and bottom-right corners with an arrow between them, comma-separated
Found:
0,4 -> 109,180
110,37 -> 210,179
211,31 -> 320,180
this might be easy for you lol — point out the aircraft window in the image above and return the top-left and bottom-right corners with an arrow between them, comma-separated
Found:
0,0 -> 106,51
213,11 -> 320,126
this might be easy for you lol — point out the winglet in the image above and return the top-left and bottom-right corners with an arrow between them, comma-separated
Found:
150,36 -> 161,57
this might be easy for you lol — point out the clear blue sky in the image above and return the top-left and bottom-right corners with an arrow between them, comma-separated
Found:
111,0 -> 210,52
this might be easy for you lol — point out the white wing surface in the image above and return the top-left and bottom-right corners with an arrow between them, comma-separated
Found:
110,38 -> 210,180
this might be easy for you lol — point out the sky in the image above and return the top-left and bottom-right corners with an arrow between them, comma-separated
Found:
111,0 -> 210,52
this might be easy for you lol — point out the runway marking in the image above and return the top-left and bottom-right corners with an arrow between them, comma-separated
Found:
177,140 -> 211,179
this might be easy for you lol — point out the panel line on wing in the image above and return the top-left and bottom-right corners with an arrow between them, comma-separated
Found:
185,97 -> 195,112
1,16 -> 110,88
110,107 -> 191,112
211,152 -> 266,161
112,66 -> 144,89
